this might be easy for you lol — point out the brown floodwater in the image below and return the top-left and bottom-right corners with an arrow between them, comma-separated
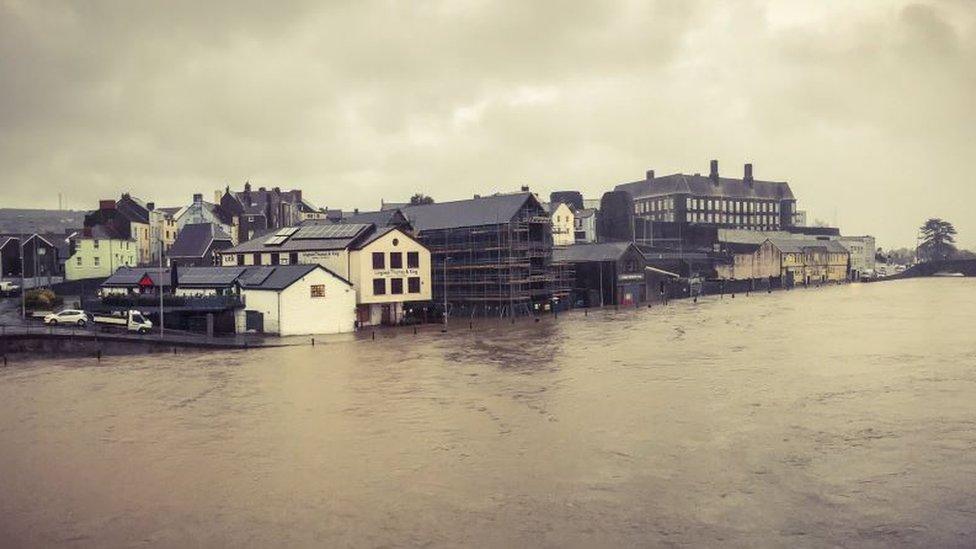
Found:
1,278 -> 975,548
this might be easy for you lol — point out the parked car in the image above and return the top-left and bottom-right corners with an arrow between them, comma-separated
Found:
0,281 -> 20,296
43,309 -> 91,327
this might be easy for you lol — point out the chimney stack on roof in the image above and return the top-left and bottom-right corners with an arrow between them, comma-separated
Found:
709,159 -> 719,184
99,199 -> 116,210
521,185 -> 530,192
646,170 -> 655,180
193,193 -> 203,204
147,202 -> 155,211
744,163 -> 754,184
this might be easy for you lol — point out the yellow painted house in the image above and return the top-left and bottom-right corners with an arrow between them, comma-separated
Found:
65,234 -> 138,281
770,238 -> 849,285
716,237 -> 850,286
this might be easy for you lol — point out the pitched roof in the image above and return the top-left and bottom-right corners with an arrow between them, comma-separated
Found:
102,264 -> 351,290
400,192 -> 543,232
156,207 -> 182,217
88,223 -> 129,240
175,266 -> 248,287
767,238 -> 848,254
221,223 -> 374,254
116,194 -> 150,224
169,223 -> 233,259
575,208 -> 597,219
616,173 -> 795,201
339,209 -> 412,230
102,267 -> 172,287
352,226 -> 425,250
0,235 -> 18,250
238,264 -> 351,290
552,241 -> 639,263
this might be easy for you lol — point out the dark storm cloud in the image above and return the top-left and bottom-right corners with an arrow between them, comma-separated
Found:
0,0 -> 973,248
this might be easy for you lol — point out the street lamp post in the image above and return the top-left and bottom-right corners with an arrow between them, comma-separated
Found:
19,235 -> 26,320
442,256 -> 450,328
159,240 -> 164,339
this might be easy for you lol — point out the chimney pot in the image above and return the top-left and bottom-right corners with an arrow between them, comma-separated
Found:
646,170 -> 655,180
709,159 -> 719,183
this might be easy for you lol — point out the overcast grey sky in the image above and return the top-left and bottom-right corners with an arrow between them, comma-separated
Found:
1,0 -> 973,249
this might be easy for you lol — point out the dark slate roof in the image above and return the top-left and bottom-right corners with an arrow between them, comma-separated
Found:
553,242 -> 639,263
221,223 -> 374,254
103,264 -> 351,290
400,192 -> 542,232
176,266 -> 248,287
616,173 -> 795,201
0,235 -> 18,250
169,223 -> 232,259
238,264 -> 351,290
89,223 -> 129,240
116,194 -> 150,224
351,226 -> 424,250
340,209 -> 405,227
102,267 -> 172,287
767,238 -> 848,254
156,207 -> 182,217
575,208 -> 597,219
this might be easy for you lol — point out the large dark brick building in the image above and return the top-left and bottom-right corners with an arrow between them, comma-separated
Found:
615,160 -> 797,232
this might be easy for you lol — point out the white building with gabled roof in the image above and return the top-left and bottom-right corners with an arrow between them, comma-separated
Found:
216,223 -> 432,326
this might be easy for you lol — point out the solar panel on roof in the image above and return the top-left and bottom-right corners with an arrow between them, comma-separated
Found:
293,224 -> 367,240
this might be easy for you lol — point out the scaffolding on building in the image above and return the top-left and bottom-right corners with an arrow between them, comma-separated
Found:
419,203 -> 574,318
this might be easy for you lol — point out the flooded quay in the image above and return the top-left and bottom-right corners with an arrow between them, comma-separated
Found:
1,278 -> 976,547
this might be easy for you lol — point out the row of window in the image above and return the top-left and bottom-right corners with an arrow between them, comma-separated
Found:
236,252 -> 299,266
92,240 -> 131,250
372,277 -> 421,295
687,197 -> 779,214
372,251 -> 420,270
76,255 -> 132,267
635,197 -> 675,214
634,196 -> 784,215
688,212 -> 780,226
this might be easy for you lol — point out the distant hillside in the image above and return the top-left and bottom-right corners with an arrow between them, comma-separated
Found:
0,209 -> 87,235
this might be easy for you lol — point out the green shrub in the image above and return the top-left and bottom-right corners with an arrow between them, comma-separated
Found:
24,288 -> 63,311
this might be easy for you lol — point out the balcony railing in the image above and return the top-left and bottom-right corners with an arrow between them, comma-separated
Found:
89,294 -> 245,311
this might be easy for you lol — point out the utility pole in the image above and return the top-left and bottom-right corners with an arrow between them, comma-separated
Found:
159,239 -> 165,338
20,235 -> 26,320
599,261 -> 604,307
442,256 -> 450,328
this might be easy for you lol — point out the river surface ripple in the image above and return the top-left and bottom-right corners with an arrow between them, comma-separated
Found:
2,278 -> 976,548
